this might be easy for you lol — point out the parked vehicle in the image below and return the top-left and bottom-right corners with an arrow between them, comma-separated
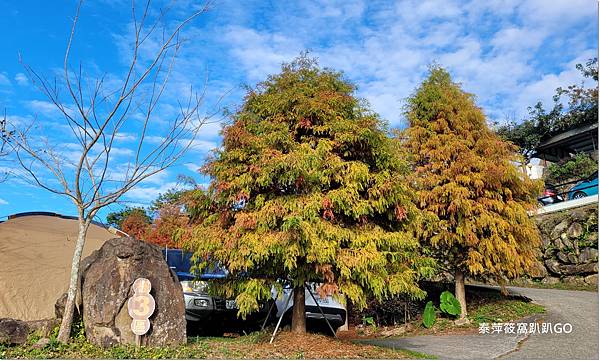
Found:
162,248 -> 235,334
568,173 -> 598,200
273,283 -> 347,332
537,184 -> 564,206
163,248 -> 347,333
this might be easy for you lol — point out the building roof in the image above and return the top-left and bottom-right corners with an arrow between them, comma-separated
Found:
533,122 -> 598,162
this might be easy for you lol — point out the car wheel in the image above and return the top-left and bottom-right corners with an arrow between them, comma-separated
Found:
572,191 -> 587,199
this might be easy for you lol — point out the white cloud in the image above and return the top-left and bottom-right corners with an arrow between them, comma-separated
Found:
0,198 -> 8,205
109,147 -> 134,157
0,73 -> 10,86
26,100 -> 62,117
143,135 -> 165,144
187,139 -> 217,153
223,26 -> 304,81
114,132 -> 136,142
516,50 -> 598,116
14,73 -> 28,86
124,181 -> 181,203
4,114 -> 33,127
490,27 -> 546,53
517,0 -> 596,28
184,162 -> 201,172
140,170 -> 171,185
218,0 -> 596,126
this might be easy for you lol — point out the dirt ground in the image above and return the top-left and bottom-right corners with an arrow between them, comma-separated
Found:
221,331 -> 417,359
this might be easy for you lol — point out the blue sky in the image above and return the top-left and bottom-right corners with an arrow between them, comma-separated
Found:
0,0 -> 597,223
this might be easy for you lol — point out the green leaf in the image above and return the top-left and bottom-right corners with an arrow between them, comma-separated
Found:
422,301 -> 436,328
439,291 -> 462,317
362,316 -> 375,326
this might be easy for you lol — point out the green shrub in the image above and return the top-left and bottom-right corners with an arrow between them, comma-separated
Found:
544,153 -> 597,185
362,316 -> 375,327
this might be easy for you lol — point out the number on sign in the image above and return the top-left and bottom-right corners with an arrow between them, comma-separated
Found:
128,294 -> 155,319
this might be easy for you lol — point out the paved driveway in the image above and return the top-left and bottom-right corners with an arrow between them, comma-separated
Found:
358,286 -> 598,359
501,286 -> 598,360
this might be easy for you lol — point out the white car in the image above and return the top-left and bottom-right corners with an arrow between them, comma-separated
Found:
273,283 -> 347,329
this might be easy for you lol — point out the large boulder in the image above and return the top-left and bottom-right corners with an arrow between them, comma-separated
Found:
528,261 -> 548,279
25,319 -> 60,338
559,262 -> 598,276
0,318 -> 30,345
81,237 -> 185,347
579,248 -> 599,264
544,259 -> 562,275
566,222 -> 583,239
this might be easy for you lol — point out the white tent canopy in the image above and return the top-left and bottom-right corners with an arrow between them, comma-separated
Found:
0,213 -> 116,321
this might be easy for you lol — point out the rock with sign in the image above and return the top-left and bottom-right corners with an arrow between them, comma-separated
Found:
80,237 -> 186,347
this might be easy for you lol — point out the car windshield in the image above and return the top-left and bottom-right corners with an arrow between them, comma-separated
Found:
162,249 -> 227,280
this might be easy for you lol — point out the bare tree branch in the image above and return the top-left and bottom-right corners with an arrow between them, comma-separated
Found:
6,0 -> 213,343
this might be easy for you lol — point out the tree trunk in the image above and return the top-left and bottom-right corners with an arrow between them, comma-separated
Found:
291,285 -> 306,334
455,270 -> 467,320
57,218 -> 90,343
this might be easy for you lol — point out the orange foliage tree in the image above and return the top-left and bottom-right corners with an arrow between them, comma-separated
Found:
145,204 -> 190,248
121,212 -> 151,240
403,67 -> 542,321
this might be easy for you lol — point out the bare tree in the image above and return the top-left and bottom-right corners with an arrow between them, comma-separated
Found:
6,0 -> 212,342
0,111 -> 15,183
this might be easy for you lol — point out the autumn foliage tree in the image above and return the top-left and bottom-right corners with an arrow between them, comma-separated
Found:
106,207 -> 151,229
404,67 -> 542,321
145,204 -> 190,248
120,212 -> 152,239
117,200 -> 191,248
185,57 -> 433,333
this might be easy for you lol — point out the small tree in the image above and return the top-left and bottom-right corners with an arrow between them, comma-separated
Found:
146,203 -> 190,248
185,57 -> 433,334
120,211 -> 152,239
106,206 -> 151,229
6,1 -> 209,342
404,67 -> 542,321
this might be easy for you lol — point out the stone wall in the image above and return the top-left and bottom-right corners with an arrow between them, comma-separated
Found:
531,203 -> 598,285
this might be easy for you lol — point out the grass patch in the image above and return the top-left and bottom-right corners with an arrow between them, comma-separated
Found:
347,285 -> 546,338
471,300 -> 545,324
1,330 -> 421,359
510,279 -> 597,292
403,298 -> 545,336
401,349 -> 439,360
